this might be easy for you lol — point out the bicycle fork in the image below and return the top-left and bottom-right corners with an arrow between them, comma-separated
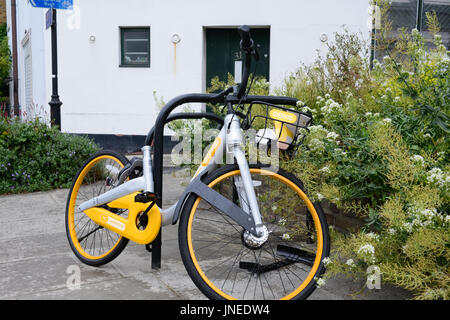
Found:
225,114 -> 266,237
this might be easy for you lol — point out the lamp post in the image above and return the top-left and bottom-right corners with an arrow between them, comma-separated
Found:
31,1 -> 73,128
49,8 -> 62,129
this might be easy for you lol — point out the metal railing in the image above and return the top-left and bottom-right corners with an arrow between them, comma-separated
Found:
0,102 -> 10,119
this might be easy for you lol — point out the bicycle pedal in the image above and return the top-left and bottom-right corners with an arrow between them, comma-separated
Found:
135,191 -> 159,203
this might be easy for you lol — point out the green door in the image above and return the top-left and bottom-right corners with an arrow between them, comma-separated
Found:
206,28 -> 270,91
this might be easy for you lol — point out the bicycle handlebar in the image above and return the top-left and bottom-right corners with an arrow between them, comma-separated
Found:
238,25 -> 253,51
236,25 -> 256,99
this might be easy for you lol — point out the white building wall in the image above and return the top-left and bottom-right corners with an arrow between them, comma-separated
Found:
6,1 -> 50,121
9,0 -> 370,136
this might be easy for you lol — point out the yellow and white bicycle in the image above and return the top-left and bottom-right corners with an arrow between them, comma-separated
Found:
65,25 -> 330,300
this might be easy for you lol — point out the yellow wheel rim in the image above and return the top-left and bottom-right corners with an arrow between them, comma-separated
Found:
68,155 -> 125,260
186,168 -> 324,300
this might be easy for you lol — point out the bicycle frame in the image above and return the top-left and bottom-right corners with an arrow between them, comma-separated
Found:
58,26 -> 335,289
76,93 -> 298,244
77,108 -> 262,241
76,24 -> 300,267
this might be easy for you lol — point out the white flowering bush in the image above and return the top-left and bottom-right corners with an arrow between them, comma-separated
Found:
426,167 -> 450,190
279,4 -> 449,299
346,259 -> 355,268
357,244 -> 376,264
320,98 -> 344,118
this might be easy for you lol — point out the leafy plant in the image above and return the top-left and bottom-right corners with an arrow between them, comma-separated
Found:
0,117 -> 99,194
0,23 -> 11,97
278,11 -> 449,299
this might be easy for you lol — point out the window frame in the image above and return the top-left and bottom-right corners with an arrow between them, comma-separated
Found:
119,26 -> 151,68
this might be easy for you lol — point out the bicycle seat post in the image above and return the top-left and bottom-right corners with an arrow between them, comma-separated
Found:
142,145 -> 154,192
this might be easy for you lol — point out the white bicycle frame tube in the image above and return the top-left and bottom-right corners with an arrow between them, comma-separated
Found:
77,113 -> 264,234
224,114 -> 264,234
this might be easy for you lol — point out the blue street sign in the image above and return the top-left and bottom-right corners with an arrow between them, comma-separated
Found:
45,8 -> 53,29
29,0 -> 73,10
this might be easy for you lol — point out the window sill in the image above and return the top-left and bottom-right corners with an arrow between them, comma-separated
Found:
119,64 -> 151,68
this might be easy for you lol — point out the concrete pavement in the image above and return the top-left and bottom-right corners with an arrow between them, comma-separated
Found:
0,159 -> 413,300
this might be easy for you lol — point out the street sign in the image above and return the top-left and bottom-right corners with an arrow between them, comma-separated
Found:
45,8 -> 53,29
32,1 -> 70,129
29,0 -> 73,10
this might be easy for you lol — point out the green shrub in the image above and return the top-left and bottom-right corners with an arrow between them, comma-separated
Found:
0,23 -> 11,97
0,118 -> 99,194
278,8 -> 449,299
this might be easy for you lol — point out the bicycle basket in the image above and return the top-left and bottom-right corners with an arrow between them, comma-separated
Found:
248,101 -> 312,152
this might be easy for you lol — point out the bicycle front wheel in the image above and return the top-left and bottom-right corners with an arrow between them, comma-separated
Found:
178,164 -> 330,300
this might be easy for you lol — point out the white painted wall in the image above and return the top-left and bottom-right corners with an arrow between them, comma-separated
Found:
6,1 -> 50,122
8,0 -> 370,136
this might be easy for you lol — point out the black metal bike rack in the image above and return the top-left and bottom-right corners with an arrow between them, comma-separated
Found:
145,93 -> 298,269
145,94 -> 222,269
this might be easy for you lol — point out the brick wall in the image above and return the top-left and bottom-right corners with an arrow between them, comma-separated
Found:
0,0 -> 6,25
321,201 -> 365,234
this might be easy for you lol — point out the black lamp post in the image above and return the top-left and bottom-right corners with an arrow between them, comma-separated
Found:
49,8 -> 62,129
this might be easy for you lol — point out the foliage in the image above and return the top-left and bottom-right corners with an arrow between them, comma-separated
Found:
152,91 -> 223,170
0,118 -> 99,194
0,23 -> 11,97
279,10 -> 449,299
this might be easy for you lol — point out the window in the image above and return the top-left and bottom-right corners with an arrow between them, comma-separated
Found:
22,32 -> 33,113
372,0 -> 450,62
120,27 -> 150,67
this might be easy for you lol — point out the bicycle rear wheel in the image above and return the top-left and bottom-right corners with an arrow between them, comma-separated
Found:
178,164 -> 330,300
65,150 -> 129,266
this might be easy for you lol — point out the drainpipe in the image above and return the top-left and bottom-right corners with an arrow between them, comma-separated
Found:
416,0 -> 424,32
10,0 -> 19,117
369,2 -> 377,70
